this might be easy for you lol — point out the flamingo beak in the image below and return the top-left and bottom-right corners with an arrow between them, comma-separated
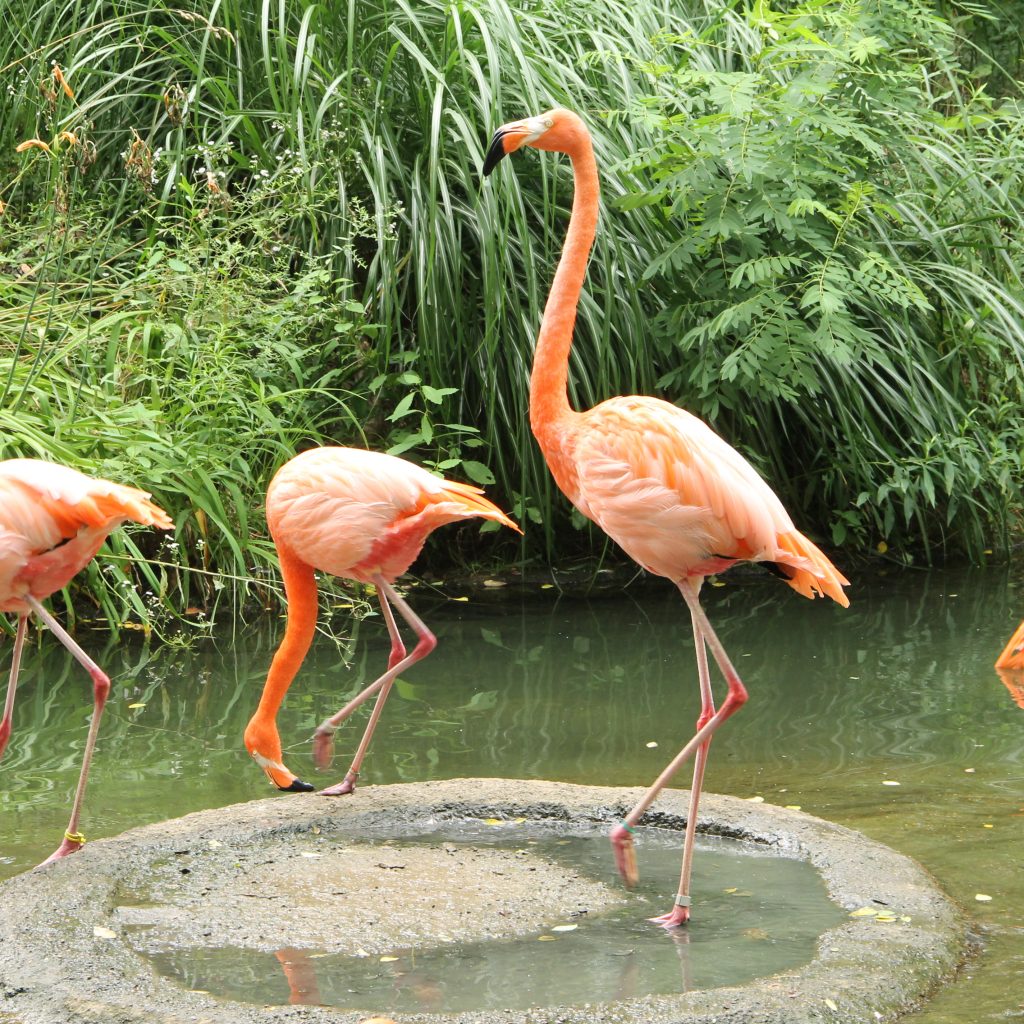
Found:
482,121 -> 532,176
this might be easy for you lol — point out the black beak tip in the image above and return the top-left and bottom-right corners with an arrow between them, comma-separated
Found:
482,130 -> 509,177
280,778 -> 316,793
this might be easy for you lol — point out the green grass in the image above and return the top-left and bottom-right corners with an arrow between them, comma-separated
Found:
1,0 -> 1023,627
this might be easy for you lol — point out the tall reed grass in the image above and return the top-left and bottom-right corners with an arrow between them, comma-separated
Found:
1,0 -> 1022,626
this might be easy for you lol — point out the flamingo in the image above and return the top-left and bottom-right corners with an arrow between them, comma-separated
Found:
995,620 -> 1024,671
0,457 -> 173,865
483,108 -> 850,927
244,446 -> 519,795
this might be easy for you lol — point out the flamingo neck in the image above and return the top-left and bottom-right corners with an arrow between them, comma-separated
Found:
253,545 -> 318,721
529,128 -> 599,451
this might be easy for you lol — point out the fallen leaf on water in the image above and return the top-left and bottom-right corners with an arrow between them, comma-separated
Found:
964,768 -> 976,774
646,741 -> 658,748
882,780 -> 901,786
900,916 -> 912,922
127,702 -> 146,709
552,924 -> 578,932
538,935 -> 556,941
849,907 -> 878,918
484,818 -> 504,826
784,804 -> 802,811
354,948 -> 370,957
724,887 -> 738,894
540,583 -> 554,590
710,580 -> 726,587
983,823 -> 994,829
300,852 -> 322,858
379,955 -> 400,962
825,998 -> 838,1011
512,817 -> 526,823
93,926 -> 117,939
483,579 -> 506,588
975,893 -> 993,902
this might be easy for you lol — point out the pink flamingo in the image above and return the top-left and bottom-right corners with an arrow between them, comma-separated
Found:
995,620 -> 1024,671
0,458 -> 173,864
244,447 -> 518,795
484,108 -> 850,926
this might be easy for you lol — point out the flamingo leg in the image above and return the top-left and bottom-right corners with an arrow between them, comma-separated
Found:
0,615 -> 28,758
649,596 -> 716,928
314,575 -> 435,796
610,578 -> 747,919
26,597 -> 111,867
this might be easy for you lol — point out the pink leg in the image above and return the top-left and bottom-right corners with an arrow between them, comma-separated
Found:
610,579 -> 747,914
314,576 -> 435,796
0,615 -> 28,758
27,597 -> 111,867
650,594 -> 716,928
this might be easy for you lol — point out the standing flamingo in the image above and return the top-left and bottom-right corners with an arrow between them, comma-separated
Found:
0,457 -> 173,865
483,108 -> 850,926
244,446 -> 518,795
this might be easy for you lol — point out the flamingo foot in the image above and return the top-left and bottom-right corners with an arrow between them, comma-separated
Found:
610,823 -> 638,888
312,727 -> 335,770
649,904 -> 691,929
36,832 -> 86,868
319,772 -> 357,797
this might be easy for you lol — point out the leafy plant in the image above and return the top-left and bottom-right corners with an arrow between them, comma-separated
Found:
621,0 -> 1024,560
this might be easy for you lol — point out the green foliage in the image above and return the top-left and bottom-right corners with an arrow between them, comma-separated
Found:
622,0 -> 1024,560
1,0 -> 1023,631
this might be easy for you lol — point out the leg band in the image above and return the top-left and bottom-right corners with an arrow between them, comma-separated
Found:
674,893 -> 692,908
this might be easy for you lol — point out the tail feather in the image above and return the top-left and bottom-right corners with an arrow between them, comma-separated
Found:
433,479 -> 522,534
995,619 -> 1024,670
772,530 -> 850,608
41,484 -> 173,535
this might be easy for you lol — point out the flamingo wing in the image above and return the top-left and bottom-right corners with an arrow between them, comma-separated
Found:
266,448 -> 518,581
572,397 -> 848,604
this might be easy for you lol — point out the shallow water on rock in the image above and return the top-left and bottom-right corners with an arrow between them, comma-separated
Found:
1,566 -> 1023,1019
130,825 -> 842,1012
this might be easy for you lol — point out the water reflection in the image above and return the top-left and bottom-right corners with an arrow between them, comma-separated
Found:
133,830 -> 842,1011
1,567 -> 1023,1019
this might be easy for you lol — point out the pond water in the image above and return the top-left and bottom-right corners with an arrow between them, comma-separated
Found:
1,565 -> 1022,1020
134,827 -> 843,1010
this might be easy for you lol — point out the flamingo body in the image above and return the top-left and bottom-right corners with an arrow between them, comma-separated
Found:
266,447 -> 511,584
554,396 -> 849,599
246,447 -> 518,794
0,457 -> 172,864
995,620 -> 1024,671
485,107 -> 849,926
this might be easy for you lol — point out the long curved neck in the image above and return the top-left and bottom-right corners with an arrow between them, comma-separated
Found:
529,129 -> 599,450
253,544 -> 319,720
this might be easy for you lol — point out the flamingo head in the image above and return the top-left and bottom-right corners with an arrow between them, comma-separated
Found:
482,108 -> 588,175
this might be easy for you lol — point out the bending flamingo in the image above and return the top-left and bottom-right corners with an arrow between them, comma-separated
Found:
483,108 -> 850,927
0,457 -> 173,865
995,620 -> 1024,671
244,447 -> 518,795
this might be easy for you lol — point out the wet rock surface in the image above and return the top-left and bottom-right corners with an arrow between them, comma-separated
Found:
117,837 -> 622,955
0,778 -> 968,1024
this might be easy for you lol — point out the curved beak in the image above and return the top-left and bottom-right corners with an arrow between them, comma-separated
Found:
482,121 -> 531,177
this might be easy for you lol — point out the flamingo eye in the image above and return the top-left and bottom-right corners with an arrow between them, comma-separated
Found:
543,118 -> 553,129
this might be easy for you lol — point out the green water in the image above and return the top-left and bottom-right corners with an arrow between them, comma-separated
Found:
1,566 -> 1023,1018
